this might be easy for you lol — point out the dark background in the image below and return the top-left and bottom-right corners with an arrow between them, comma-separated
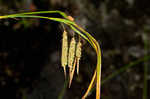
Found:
0,0 -> 150,99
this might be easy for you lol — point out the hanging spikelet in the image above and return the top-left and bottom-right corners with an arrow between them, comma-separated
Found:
61,30 -> 68,77
68,37 -> 76,69
76,40 -> 82,75
68,37 -> 76,86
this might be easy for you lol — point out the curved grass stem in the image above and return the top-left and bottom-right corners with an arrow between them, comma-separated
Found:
0,11 -> 102,99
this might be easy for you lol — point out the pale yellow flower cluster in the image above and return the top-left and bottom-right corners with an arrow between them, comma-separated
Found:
61,30 -> 82,87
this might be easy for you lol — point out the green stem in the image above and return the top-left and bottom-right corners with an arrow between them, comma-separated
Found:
143,32 -> 148,99
0,10 -> 68,19
89,55 -> 150,94
143,60 -> 148,99
102,55 -> 150,85
58,78 -> 69,99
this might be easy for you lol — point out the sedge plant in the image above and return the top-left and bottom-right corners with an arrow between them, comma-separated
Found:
0,11 -> 102,99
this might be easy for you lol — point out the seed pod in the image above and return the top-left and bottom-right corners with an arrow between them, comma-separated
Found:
61,30 -> 68,77
76,40 -> 82,75
68,37 -> 76,70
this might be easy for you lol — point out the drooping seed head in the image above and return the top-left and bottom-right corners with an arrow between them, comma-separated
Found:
61,30 -> 68,77
68,37 -> 76,69
76,40 -> 82,74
